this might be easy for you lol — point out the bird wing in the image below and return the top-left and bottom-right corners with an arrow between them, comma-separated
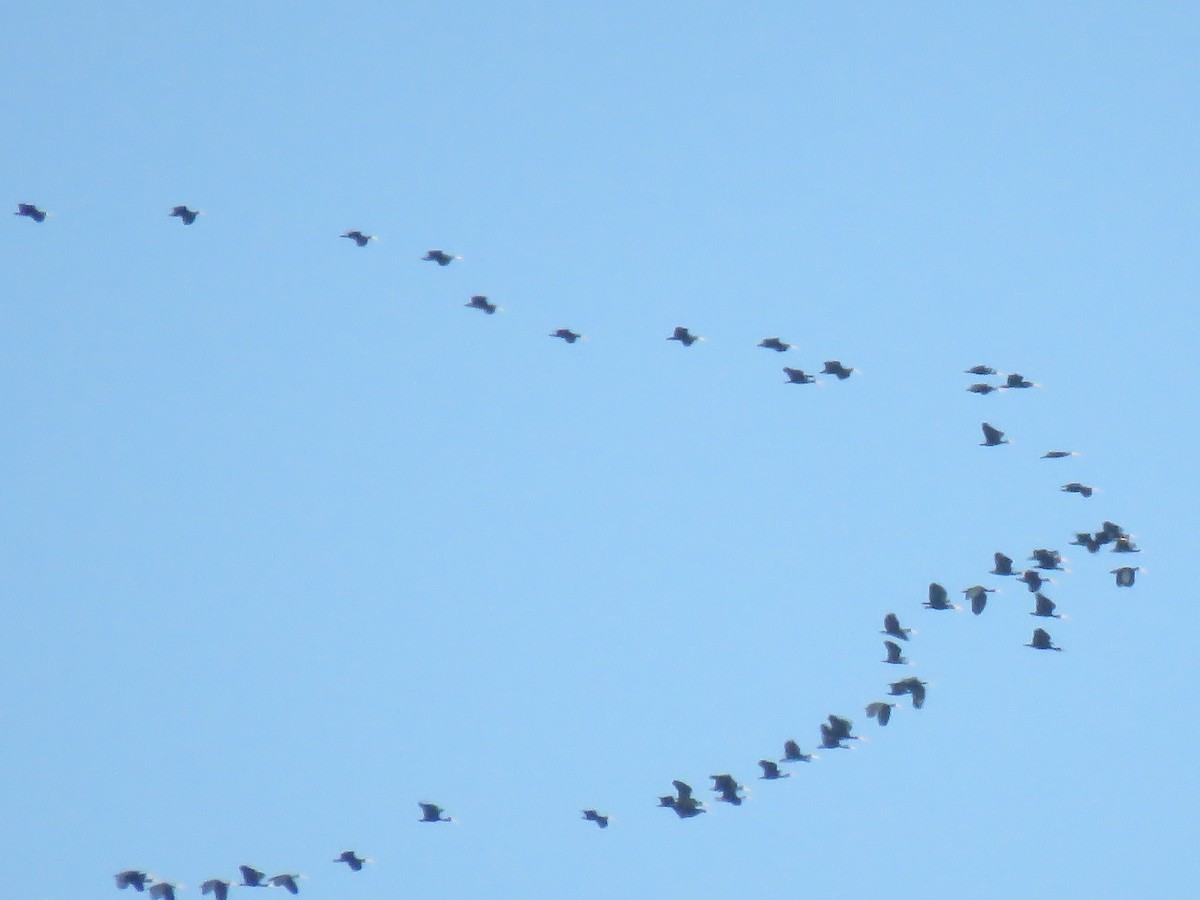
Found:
884,639 -> 902,661
981,422 -> 1003,443
929,582 -> 948,605
672,780 -> 693,800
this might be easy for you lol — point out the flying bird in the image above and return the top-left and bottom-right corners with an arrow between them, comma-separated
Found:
659,780 -> 705,818
465,295 -> 498,314
1112,535 -> 1141,553
1100,521 -> 1127,542
963,585 -> 996,615
116,872 -> 154,892
758,759 -> 789,780
965,365 -> 998,375
240,867 -> 268,887
14,202 -> 47,222
866,701 -> 896,726
341,230 -> 376,247
882,612 -> 911,641
710,774 -> 746,806
1112,566 -> 1140,587
1027,627 -> 1063,651
419,802 -> 452,822
667,326 -> 701,346
1031,593 -> 1061,618
1061,482 -> 1094,498
783,367 -> 815,384
980,422 -> 1008,446
1042,450 -> 1077,459
169,205 -> 200,224
581,809 -> 610,828
991,552 -> 1016,576
1029,549 -> 1064,570
820,714 -> 858,749
1004,373 -> 1037,389
422,249 -> 460,266
924,582 -> 958,611
333,852 -> 368,871
1018,570 -> 1052,592
1069,532 -> 1102,554
267,874 -> 302,895
883,639 -> 909,664
967,383 -> 1001,394
888,677 -> 927,709
821,360 -> 853,380
149,884 -> 177,900
781,739 -> 813,763
549,328 -> 581,343
201,881 -> 231,900
758,337 -> 791,352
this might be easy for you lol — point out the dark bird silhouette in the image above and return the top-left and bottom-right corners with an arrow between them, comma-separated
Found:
821,360 -> 853,380
1070,532 -> 1102,554
422,249 -> 460,266
419,802 -> 452,822
465,295 -> 498,314
967,383 -> 1001,394
14,202 -> 47,222
1112,566 -> 1140,587
866,701 -> 896,726
1004,373 -> 1037,389
1042,450 -> 1077,459
169,205 -> 200,225
965,365 -> 998,375
659,780 -> 705,818
924,582 -> 958,611
963,585 -> 995,615
200,881 -> 230,900
820,714 -> 858,749
1018,569 -> 1052,592
980,422 -> 1008,446
758,337 -> 791,352
710,773 -> 745,805
1112,535 -> 1141,553
883,639 -> 908,664
889,676 -> 927,709
334,852 -> 368,871
991,552 -> 1016,576
783,367 -> 815,384
1027,627 -> 1063,651
758,759 -> 789,780
581,809 -> 610,828
240,867 -> 268,887
1031,592 -> 1061,618
268,875 -> 302,895
667,326 -> 701,346
882,612 -> 911,641
341,230 -> 376,247
149,884 -> 177,900
1100,521 -> 1127,542
1030,549 -> 1064,570
1061,482 -> 1094,498
116,872 -> 153,892
781,739 -> 813,763
550,328 -> 581,343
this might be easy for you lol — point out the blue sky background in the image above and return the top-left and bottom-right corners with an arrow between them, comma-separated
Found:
3,3 -> 1198,897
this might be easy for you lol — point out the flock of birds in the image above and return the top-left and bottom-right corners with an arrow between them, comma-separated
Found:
12,200 -> 1142,893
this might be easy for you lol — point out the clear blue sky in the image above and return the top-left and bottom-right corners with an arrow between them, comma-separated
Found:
3,3 -> 1197,897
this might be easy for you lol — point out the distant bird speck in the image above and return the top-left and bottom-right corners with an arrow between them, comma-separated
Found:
1004,372 -> 1037,389
239,866 -> 267,887
1042,450 -> 1077,459
334,852 -> 368,871
710,773 -> 746,806
659,780 -> 705,818
820,714 -> 858,749
965,365 -> 997,375
1030,549 -> 1064,570
1018,570 -> 1052,592
148,884 -> 177,900
1031,593 -> 1061,618
267,875 -> 302,895
967,383 -> 1001,394
200,881 -> 230,900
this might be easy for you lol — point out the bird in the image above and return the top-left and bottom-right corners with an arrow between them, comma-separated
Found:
240,867 -> 268,887
200,880 -> 231,900
783,367 -> 815,384
465,295 -> 498,314
1004,372 -> 1037,388
659,780 -> 705,818
581,809 -> 610,828
1100,521 -> 1127,542
1031,592 -> 1061,618
341,230 -> 376,247
549,328 -> 581,343
967,383 -> 1001,394
1018,569 -> 1052,592
268,874 -> 302,895
882,612 -> 911,641
821,360 -> 853,380
333,851 -> 368,871
820,714 -> 858,749
758,337 -> 791,352
980,422 -> 1009,446
758,759 -> 789,780
781,739 -> 813,763
116,871 -> 154,892
924,582 -> 958,611
1070,532 -> 1102,554
1061,482 -> 1094,498
888,677 -> 927,709
883,639 -> 909,664
965,365 -> 998,375
169,205 -> 200,225
1030,549 -> 1064,570
1112,566 -> 1140,587
710,773 -> 745,805
963,585 -> 995,615
1027,627 -> 1063,651
419,802 -> 452,822
991,552 -> 1016,576
14,202 -> 47,222
1042,450 -> 1077,459
866,701 -> 896,726
667,326 -> 701,346
149,884 -> 177,900
422,249 -> 460,266
1112,535 -> 1141,553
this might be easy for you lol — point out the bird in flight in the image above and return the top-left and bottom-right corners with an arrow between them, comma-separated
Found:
889,676 -> 927,708
1061,482 -> 1094,498
758,759 -> 789,780
1030,549 -> 1064,570
965,365 -> 997,375
14,202 -> 47,222
924,582 -> 958,611
1018,569 -> 1053,592
963,585 -> 996,615
980,422 -> 1008,446
821,360 -> 854,380
267,874 -> 303,895
169,205 -> 200,225
758,337 -> 791,352
967,383 -> 1001,394
419,802 -> 453,823
667,326 -> 702,346
116,871 -> 154,892
200,880 -> 231,900
465,295 -> 498,314
882,612 -> 911,641
781,739 -> 813,763
883,639 -> 909,665
991,552 -> 1016,576
149,884 -> 178,900
1042,450 -> 1077,459
1004,372 -> 1038,389
549,328 -> 582,343
341,230 -> 376,247
422,249 -> 460,266
1031,593 -> 1061,618
239,866 -> 268,887
581,809 -> 610,828
783,367 -> 815,384
710,773 -> 746,806
820,714 -> 858,749
333,851 -> 369,871
659,780 -> 706,818
1112,566 -> 1140,587
866,701 -> 896,726
1027,627 -> 1063,651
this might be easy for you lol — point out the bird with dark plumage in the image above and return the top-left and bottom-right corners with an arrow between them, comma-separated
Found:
965,365 -> 997,375
268,874 -> 302,895
1004,372 -> 1037,389
200,880 -> 230,900
116,871 -> 154,892
148,884 -> 177,900
582,809 -> 610,828
1112,535 -> 1140,553
758,337 -> 791,352
422,249 -> 460,266
169,205 -> 200,225
341,230 -> 376,247
1062,482 -> 1094,498
1030,549 -> 1064,570
889,677 -> 927,709
991,552 -> 1016,576
1031,593 -> 1061,618
1018,570 -> 1052,592
783,367 -> 815,384
1042,450 -> 1077,459
1027,627 -> 1063,651
1112,566 -> 1140,587
820,714 -> 858,749
924,582 -> 958,611
710,773 -> 746,806
550,328 -> 581,343
334,851 -> 368,871
882,612 -> 911,641
14,202 -> 47,222
667,326 -> 701,346
883,639 -> 908,665
781,739 -> 813,763
821,360 -> 853,380
866,701 -> 896,726
1100,521 -> 1127,542
967,383 -> 1001,394
659,780 -> 705,818
1070,532 -> 1102,554
419,802 -> 452,823
240,866 -> 267,887
980,422 -> 1008,446
465,295 -> 498,314
963,585 -> 995,615
758,759 -> 789,780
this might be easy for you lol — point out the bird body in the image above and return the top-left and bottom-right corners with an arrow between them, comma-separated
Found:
201,880 -> 231,900
965,365 -> 997,375
1112,566 -> 1140,587
334,851 -> 368,871
149,884 -> 177,900
882,612 -> 911,641
821,360 -> 853,380
991,552 -> 1016,576
1005,372 -> 1037,388
924,582 -> 958,611
967,383 -> 1000,394
465,295 -> 498,314
550,328 -> 581,343
781,739 -> 813,763
1018,570 -> 1052,592
758,337 -> 791,352
14,202 -> 47,222
980,422 -> 1008,446
888,677 -> 927,708
1042,450 -> 1077,459
659,781 -> 705,818
419,802 -> 452,822
422,249 -> 460,266
668,326 -> 701,346
169,205 -> 200,224
963,585 -> 996,615
240,866 -> 267,887
820,714 -> 858,749
341,230 -> 376,247
866,701 -> 895,726
582,809 -> 610,828
758,759 -> 789,779
268,874 -> 302,895
783,367 -> 815,384
1030,549 -> 1064,570
1032,592 -> 1061,618
883,639 -> 908,664
710,773 -> 745,805
1061,482 -> 1094,498
1027,627 -> 1062,651
116,871 -> 154,892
